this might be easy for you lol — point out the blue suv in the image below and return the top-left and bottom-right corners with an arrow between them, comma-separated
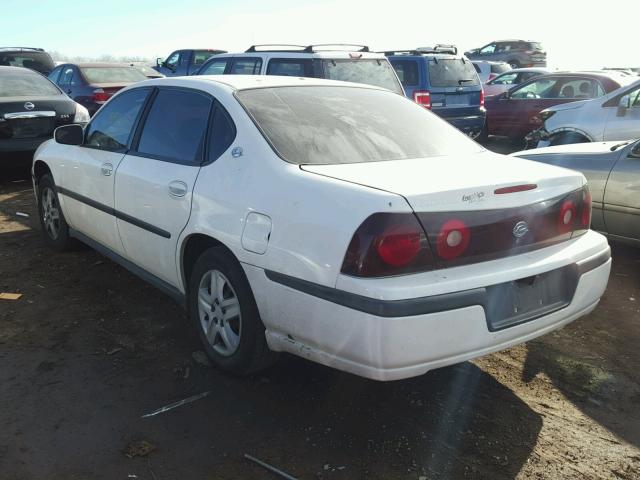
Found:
385,46 -> 485,138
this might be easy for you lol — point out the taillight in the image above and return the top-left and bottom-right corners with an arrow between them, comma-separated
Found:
413,90 -> 431,109
341,213 -> 434,277
92,88 -> 111,103
557,200 -> 577,234
436,219 -> 470,260
480,89 -> 485,107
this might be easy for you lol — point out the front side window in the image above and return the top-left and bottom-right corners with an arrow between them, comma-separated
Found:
136,89 -> 212,164
267,59 -> 313,77
236,86 -> 482,165
322,59 -> 404,95
85,88 -> 150,151
199,59 -> 229,75
511,79 -> 556,99
165,52 -> 181,69
629,87 -> 640,107
428,58 -> 479,87
488,72 -> 518,85
80,67 -> 147,84
390,60 -> 419,87
479,44 -> 496,54
229,58 -> 262,75
58,67 -> 75,86
0,71 -> 61,97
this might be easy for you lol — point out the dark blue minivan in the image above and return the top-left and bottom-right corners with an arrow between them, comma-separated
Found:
386,46 -> 485,138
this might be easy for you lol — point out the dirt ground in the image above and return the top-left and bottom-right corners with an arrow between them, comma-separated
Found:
1,151 -> 639,479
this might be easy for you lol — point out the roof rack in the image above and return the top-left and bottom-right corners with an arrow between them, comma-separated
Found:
382,44 -> 458,56
382,50 -> 424,56
245,44 -> 370,53
0,47 -> 45,52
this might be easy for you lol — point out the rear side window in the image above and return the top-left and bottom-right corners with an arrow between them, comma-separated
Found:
322,59 -> 404,95
390,60 -> 419,87
428,59 -> 479,87
85,88 -> 150,151
267,59 -> 313,77
208,106 -> 236,162
137,89 -> 212,164
200,59 -> 229,75
230,58 -> 262,75
490,63 -> 511,74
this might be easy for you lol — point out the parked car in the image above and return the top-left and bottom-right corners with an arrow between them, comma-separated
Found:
482,72 -> 632,141
0,66 -> 88,162
130,63 -> 164,79
32,75 -> 610,381
513,139 -> 640,246
483,68 -> 550,97
465,40 -> 547,68
154,49 -> 226,77
385,46 -> 485,138
526,79 -> 640,147
0,47 -> 55,75
48,63 -> 149,116
195,44 -> 404,95
472,61 -> 511,83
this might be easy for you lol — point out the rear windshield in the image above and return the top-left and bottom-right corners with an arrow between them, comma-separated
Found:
428,59 -> 479,87
322,59 -> 404,95
0,71 -> 60,97
236,86 -> 482,165
80,67 -> 147,84
491,63 -> 511,74
0,51 -> 54,74
528,42 -> 544,52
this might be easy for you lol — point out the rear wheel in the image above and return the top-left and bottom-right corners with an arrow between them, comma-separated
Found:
188,247 -> 278,375
37,174 -> 76,251
549,131 -> 589,146
508,60 -> 521,69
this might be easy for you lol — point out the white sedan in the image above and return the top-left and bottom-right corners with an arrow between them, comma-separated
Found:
32,75 -> 611,381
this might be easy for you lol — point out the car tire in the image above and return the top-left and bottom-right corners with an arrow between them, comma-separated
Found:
188,247 -> 278,375
549,132 -> 589,146
37,174 -> 77,251
508,60 -> 521,69
477,121 -> 489,143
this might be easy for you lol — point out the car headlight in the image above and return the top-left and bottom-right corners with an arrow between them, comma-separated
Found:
538,110 -> 556,122
73,103 -> 90,124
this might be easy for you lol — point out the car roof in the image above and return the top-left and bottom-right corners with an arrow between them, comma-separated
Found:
0,47 -> 47,53
137,74 -> 388,92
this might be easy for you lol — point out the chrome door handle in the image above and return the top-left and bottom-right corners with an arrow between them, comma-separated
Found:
101,163 -> 113,176
168,180 -> 188,197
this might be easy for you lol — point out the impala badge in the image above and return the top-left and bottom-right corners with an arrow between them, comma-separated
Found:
24,102 -> 35,110
513,221 -> 529,238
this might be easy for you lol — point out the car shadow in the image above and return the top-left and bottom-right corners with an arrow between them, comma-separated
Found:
522,243 -> 640,448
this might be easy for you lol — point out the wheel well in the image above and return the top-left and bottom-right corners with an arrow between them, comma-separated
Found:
550,129 -> 592,143
181,234 -> 236,290
33,160 -> 52,185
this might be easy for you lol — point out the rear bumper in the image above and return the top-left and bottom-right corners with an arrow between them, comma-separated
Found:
0,136 -> 49,153
437,112 -> 486,136
244,231 -> 610,381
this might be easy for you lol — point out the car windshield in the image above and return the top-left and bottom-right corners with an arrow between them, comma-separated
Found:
0,51 -> 54,74
236,86 -> 483,165
321,59 -> 404,95
0,71 -> 60,97
428,58 -> 480,87
80,67 -> 148,84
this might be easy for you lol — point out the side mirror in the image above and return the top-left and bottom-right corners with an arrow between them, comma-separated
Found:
500,91 -> 510,100
156,57 -> 163,67
617,94 -> 631,117
54,124 -> 84,146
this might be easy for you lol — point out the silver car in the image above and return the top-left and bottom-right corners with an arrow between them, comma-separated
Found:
512,139 -> 640,246
528,78 -> 640,147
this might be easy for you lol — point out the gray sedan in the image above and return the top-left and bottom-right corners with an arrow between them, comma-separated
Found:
512,139 -> 640,246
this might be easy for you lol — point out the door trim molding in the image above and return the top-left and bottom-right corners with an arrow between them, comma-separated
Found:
57,186 -> 171,239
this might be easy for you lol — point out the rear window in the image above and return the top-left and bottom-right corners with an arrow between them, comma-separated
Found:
0,51 -> 54,74
80,67 -> 147,84
236,86 -> 482,165
322,59 -> 404,95
491,63 -> 511,74
428,58 -> 479,87
0,71 -> 60,97
390,60 -> 419,87
528,42 -> 544,52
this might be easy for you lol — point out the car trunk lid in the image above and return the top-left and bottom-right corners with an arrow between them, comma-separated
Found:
0,96 -> 76,139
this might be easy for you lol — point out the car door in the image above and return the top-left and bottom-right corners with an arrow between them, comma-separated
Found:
57,87 -> 151,256
603,84 -> 640,141
228,57 -> 263,75
160,51 -> 181,77
602,140 -> 640,242
114,87 -> 213,286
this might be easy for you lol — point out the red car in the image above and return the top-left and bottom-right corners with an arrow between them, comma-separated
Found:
482,72 -> 631,140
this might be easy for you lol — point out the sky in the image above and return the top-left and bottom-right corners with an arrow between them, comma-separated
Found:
3,0 -> 638,69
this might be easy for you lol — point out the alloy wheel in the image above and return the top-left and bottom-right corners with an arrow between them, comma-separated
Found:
42,187 -> 61,240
